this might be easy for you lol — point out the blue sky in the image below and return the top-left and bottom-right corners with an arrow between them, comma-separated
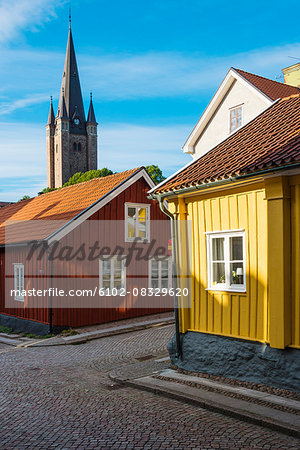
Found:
1,0 -> 300,201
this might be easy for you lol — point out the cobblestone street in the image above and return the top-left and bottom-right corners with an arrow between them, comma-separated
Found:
0,324 -> 299,449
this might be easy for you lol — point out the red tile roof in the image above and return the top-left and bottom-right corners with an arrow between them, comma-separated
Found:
153,94 -> 300,194
233,68 -> 300,101
0,168 -> 142,244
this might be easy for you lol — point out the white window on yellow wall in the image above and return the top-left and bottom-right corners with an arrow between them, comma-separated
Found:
13,263 -> 25,301
125,203 -> 150,242
229,106 -> 242,133
206,231 -> 246,292
149,257 -> 172,290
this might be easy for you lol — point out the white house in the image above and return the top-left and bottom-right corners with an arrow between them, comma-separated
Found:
183,67 -> 300,159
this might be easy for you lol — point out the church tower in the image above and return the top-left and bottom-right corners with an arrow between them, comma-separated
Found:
46,20 -> 98,188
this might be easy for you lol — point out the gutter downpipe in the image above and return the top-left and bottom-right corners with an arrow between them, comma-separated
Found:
156,195 -> 182,358
46,246 -> 54,335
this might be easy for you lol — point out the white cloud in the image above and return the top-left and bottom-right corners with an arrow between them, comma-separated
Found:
0,0 -> 64,43
1,41 -> 300,111
0,93 -> 49,115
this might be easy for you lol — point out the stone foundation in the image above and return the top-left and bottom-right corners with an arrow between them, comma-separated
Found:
0,314 -> 64,336
168,331 -> 300,392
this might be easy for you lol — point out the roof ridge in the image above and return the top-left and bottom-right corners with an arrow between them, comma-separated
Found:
280,93 -> 300,101
233,67 -> 300,91
38,167 -> 143,199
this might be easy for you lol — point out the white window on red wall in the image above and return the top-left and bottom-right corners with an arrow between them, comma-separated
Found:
229,106 -> 242,133
206,231 -> 246,292
125,203 -> 150,242
13,263 -> 24,301
149,257 -> 172,290
99,256 -> 126,292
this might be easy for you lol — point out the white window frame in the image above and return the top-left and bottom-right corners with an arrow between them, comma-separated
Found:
125,203 -> 150,243
228,105 -> 243,134
206,230 -> 246,292
13,263 -> 25,302
99,256 -> 126,293
148,257 -> 172,290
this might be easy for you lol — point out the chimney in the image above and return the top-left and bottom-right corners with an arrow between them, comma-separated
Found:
282,63 -> 300,88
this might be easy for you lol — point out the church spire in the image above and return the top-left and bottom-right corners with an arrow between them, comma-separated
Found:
87,92 -> 97,123
58,21 -> 86,128
47,96 -> 55,125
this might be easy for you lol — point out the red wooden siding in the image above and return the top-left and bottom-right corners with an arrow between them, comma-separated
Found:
0,177 -> 172,328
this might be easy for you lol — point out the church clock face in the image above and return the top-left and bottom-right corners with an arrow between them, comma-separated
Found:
74,118 -> 80,126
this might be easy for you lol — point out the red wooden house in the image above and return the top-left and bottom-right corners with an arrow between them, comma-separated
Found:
0,167 -> 172,335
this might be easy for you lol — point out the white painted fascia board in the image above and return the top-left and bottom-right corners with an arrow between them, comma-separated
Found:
182,68 -> 273,154
47,168 -> 155,244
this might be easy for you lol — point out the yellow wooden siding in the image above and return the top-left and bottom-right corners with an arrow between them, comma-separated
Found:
182,187 -> 268,342
291,183 -> 300,348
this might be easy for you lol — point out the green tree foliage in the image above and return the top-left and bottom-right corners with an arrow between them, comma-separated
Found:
18,195 -> 31,202
40,168 -> 114,194
62,168 -> 114,187
145,165 -> 166,185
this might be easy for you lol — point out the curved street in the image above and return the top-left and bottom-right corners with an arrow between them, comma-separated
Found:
0,324 -> 299,449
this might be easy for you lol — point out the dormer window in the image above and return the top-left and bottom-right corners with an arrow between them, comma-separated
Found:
229,106 -> 242,133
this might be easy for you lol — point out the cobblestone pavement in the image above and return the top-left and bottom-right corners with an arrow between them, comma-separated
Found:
0,324 -> 299,449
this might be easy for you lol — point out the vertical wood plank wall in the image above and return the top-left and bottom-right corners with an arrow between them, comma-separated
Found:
180,186 -> 269,343
291,182 -> 300,348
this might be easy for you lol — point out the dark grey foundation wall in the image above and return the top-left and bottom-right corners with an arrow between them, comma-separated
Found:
168,331 -> 300,392
0,314 -> 65,336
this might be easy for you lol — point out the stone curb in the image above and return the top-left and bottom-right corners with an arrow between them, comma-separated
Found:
0,317 -> 174,348
110,372 -> 300,439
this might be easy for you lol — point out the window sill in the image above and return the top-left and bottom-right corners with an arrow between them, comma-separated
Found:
205,287 -> 246,294
125,238 -> 150,244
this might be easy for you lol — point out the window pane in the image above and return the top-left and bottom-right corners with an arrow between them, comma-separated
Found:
103,260 -> 111,274
212,238 -> 224,261
212,262 -> 225,285
230,263 -> 244,285
161,279 -> 168,289
138,208 -> 146,238
161,260 -> 169,278
151,279 -> 159,289
103,279 -> 110,289
151,260 -> 159,278
237,107 -> 242,118
230,237 -> 243,261
127,207 -> 136,238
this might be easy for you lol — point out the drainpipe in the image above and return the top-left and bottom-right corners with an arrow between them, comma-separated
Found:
156,196 -> 182,358
46,246 -> 54,335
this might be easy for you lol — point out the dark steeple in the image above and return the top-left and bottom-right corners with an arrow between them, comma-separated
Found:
58,21 -> 86,129
87,92 -> 97,123
47,96 -> 55,125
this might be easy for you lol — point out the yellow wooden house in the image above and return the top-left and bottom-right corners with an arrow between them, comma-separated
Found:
149,93 -> 300,390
